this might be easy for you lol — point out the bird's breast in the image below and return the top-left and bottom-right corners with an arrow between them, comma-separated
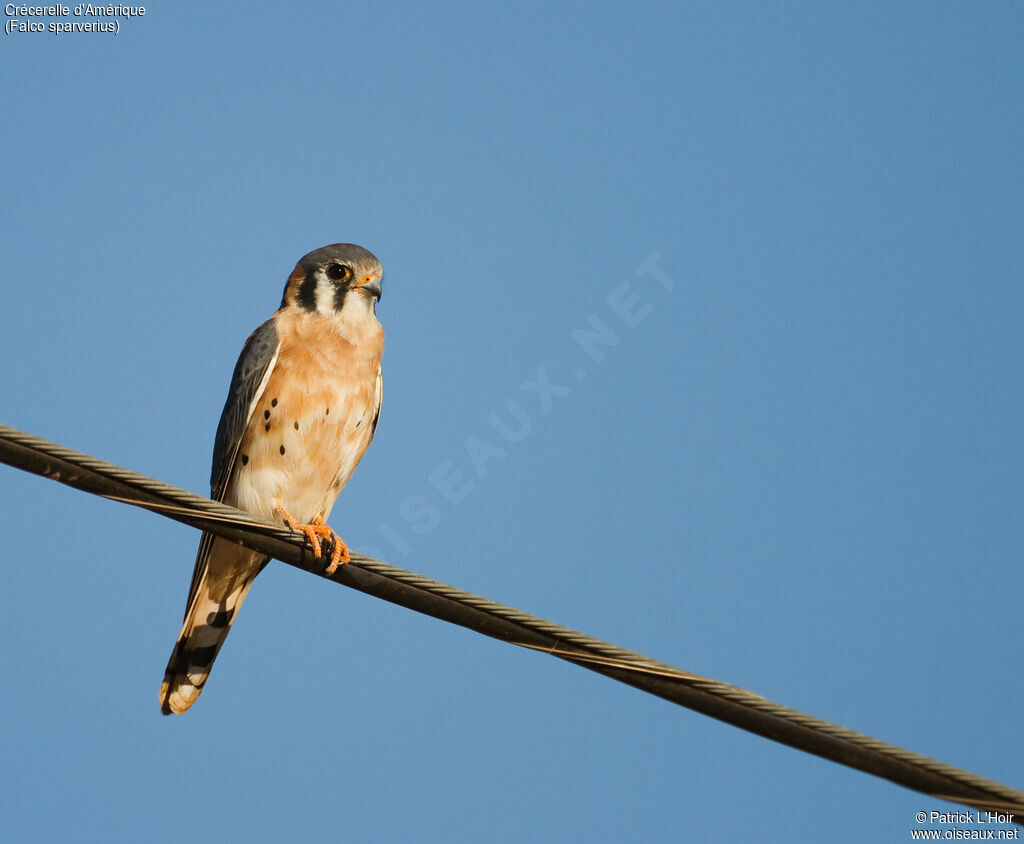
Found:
226,312 -> 383,523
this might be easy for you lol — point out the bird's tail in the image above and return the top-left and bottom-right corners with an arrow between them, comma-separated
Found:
159,548 -> 264,715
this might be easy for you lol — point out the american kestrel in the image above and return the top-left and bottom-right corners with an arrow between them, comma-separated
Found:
160,243 -> 384,715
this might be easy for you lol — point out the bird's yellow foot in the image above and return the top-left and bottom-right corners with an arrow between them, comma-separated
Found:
274,502 -> 350,575
313,515 -> 351,575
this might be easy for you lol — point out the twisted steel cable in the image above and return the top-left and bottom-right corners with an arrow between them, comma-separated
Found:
1,423 -> 1021,821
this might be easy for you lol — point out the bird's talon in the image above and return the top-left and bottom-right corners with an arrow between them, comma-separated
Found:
275,501 -> 349,573
324,540 -> 350,576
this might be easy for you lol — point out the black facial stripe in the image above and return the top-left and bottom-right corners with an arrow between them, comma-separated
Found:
297,268 -> 318,311
333,282 -> 349,312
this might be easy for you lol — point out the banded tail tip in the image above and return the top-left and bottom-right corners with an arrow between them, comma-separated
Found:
160,673 -> 203,715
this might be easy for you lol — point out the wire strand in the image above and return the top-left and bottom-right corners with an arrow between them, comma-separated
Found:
1,423 -> 1021,821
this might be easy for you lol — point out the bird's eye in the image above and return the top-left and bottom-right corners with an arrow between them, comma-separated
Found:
326,263 -> 351,281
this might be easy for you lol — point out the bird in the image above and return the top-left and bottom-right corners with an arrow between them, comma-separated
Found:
159,243 -> 385,715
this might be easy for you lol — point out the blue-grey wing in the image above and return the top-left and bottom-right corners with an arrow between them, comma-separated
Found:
180,317 -> 280,622
210,317 -> 281,500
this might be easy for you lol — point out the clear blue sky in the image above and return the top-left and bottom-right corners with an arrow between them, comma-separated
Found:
2,2 -> 1022,841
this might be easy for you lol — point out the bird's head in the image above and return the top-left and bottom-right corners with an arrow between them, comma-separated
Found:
282,243 -> 383,317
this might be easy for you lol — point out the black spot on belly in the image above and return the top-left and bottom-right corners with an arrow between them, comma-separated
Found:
241,454 -> 249,465
294,421 -> 299,430
265,422 -> 271,431
325,407 -> 330,415
355,419 -> 362,428
271,398 -> 278,407
280,444 -> 286,455
264,410 -> 270,420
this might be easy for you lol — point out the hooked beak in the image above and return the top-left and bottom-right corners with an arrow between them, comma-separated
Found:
356,272 -> 382,301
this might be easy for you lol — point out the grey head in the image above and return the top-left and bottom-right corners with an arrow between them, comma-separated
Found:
281,243 -> 383,314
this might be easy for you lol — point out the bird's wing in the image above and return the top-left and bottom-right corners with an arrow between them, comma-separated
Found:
210,317 -> 281,500
368,363 -> 383,442
181,317 -> 281,621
